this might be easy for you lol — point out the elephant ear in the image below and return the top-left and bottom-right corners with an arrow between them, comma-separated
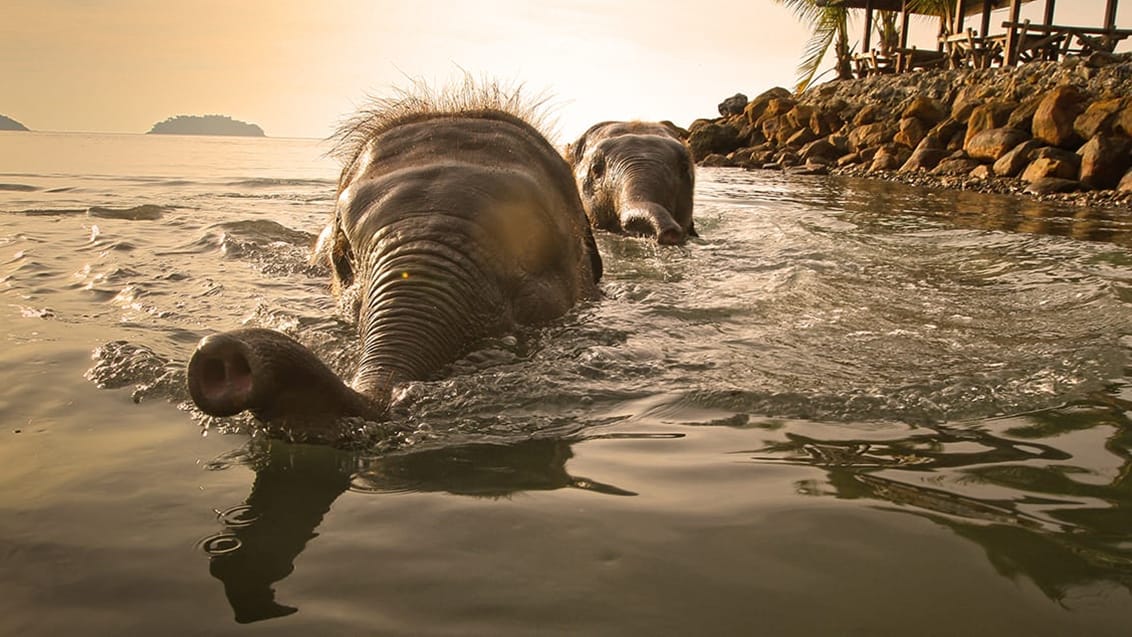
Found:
583,223 -> 603,283
658,119 -> 690,141
566,121 -> 618,166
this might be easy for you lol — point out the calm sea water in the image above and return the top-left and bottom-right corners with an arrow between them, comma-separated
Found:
4,131 -> 1132,635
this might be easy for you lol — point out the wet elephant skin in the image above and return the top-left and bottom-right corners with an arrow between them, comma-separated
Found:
187,88 -> 603,436
566,121 -> 696,245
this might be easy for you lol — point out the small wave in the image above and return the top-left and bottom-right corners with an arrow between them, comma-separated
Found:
225,177 -> 336,188
0,183 -> 38,192
87,204 -> 170,220
5,208 -> 85,216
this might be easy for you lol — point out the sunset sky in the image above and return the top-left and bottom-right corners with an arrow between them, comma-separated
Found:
3,1 -> 1129,141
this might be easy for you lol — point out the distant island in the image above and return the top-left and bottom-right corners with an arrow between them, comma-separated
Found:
147,115 -> 265,137
1,114 -> 29,131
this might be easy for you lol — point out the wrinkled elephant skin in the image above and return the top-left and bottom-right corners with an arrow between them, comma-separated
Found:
566,121 -> 696,245
187,85 -> 603,435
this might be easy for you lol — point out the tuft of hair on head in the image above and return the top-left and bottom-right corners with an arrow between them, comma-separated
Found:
330,74 -> 560,168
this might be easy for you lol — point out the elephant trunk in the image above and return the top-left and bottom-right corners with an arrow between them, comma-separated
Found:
616,167 -> 685,245
619,200 -> 685,245
349,246 -> 501,400
187,328 -> 382,428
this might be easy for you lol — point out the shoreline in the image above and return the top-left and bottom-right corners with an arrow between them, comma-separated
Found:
686,52 -> 1132,215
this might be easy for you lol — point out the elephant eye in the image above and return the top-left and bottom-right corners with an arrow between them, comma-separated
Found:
590,156 -> 605,179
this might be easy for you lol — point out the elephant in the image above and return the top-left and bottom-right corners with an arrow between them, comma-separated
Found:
187,83 -> 603,435
566,120 -> 696,245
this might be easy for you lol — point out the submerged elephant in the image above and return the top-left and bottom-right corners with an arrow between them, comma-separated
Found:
187,83 -> 603,434
566,120 -> 696,245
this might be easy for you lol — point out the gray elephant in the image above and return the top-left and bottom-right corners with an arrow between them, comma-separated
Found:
566,121 -> 696,245
187,83 -> 603,435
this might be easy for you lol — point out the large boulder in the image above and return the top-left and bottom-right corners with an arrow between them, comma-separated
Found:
744,87 -> 793,124
869,144 -> 912,172
965,127 -> 1030,162
688,121 -> 743,162
932,156 -> 982,176
852,104 -> 885,127
1078,134 -> 1132,189
1074,98 -> 1126,140
992,139 -> 1043,177
964,101 -> 1017,148
1118,168 -> 1132,192
1032,86 -> 1087,149
902,96 -> 947,126
1025,177 -> 1082,194
718,93 -> 749,117
848,122 -> 896,152
808,108 -> 843,137
900,146 -> 949,172
799,138 -> 841,163
1021,154 -> 1080,182
1006,97 -> 1043,133
894,116 -> 929,149
786,104 -> 815,130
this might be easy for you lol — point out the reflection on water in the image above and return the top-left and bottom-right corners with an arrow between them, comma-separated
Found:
750,394 -> 1132,603
200,436 -> 638,623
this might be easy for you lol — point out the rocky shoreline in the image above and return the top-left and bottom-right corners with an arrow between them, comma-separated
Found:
685,52 -> 1132,211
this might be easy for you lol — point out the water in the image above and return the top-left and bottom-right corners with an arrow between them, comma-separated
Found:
3,131 -> 1132,635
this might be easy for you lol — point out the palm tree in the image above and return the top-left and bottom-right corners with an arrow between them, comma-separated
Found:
773,0 -> 853,93
775,0 -> 957,93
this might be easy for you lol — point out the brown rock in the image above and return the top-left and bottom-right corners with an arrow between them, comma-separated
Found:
762,98 -> 797,123
848,122 -> 895,152
688,121 -> 743,162
950,86 -> 984,123
700,153 -> 734,167
902,96 -> 947,126
1006,97 -> 1042,133
828,134 -> 851,155
1074,98 -> 1125,140
932,157 -> 981,176
808,109 -> 843,138
1025,177 -> 1082,194
900,147 -> 948,173
869,144 -> 911,172
992,139 -> 1043,177
1117,103 -> 1132,137
718,93 -> 748,117
964,101 -> 1017,148
965,127 -> 1030,162
1032,85 -> 1087,149
799,138 -> 840,162
786,127 -> 818,148
836,152 -> 863,167
1118,168 -> 1132,192
743,87 -> 793,125
761,116 -> 787,143
970,165 -> 994,180
852,104 -> 885,127
1078,134 -> 1132,190
894,116 -> 928,149
1021,156 -> 1079,182
786,104 -> 815,131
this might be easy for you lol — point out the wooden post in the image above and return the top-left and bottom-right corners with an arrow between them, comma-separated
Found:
953,0 -> 964,35
1004,0 -> 1023,65
1043,0 -> 1056,27
900,0 -> 910,49
979,0 -> 992,37
1104,0 -> 1118,31
864,0 -> 874,53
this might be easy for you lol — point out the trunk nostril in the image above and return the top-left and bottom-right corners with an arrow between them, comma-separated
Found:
657,227 -> 685,245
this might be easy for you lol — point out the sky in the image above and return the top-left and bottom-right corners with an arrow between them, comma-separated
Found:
3,0 -> 1129,142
